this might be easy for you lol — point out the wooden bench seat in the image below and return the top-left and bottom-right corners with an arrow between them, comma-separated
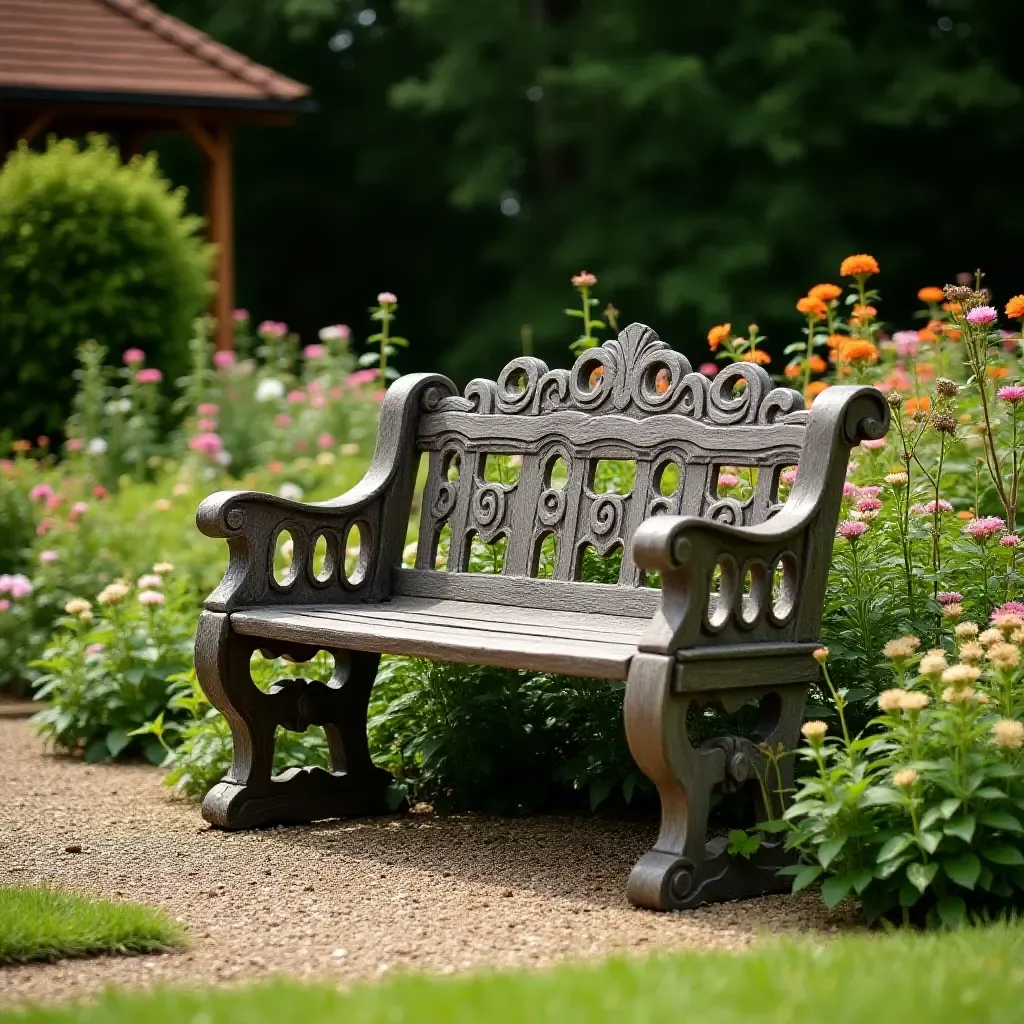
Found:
194,322 -> 889,912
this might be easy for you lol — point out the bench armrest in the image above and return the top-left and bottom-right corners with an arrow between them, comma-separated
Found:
198,372 -> 456,612
634,385 -> 889,653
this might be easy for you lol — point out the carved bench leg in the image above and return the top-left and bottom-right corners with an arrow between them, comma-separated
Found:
623,652 -> 806,911
195,611 -> 393,829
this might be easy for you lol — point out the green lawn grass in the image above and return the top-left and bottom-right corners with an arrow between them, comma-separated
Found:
0,885 -> 185,965
4,922 -> 1024,1022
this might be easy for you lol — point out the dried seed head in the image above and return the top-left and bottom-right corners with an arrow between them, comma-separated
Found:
944,284 -> 974,304
934,377 -> 959,397
886,391 -> 903,409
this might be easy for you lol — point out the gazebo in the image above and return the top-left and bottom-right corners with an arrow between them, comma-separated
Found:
0,0 -> 313,350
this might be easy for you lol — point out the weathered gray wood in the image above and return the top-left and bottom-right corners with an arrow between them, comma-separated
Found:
194,321 -> 890,912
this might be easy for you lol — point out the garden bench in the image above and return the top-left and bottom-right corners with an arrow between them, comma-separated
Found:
195,323 -> 889,910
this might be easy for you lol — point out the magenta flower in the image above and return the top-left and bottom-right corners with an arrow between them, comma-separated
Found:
66,438 -> 84,452
286,390 -> 306,405
28,483 -> 54,502
0,574 -> 33,599
274,414 -> 292,428
213,350 -> 236,369
1001,534 -> 1020,547
911,499 -> 953,516
123,348 -> 145,365
377,292 -> 398,305
841,481 -> 859,501
780,468 -> 798,486
717,473 -> 741,489
258,320 -> 289,337
856,497 -> 882,513
70,501 -> 89,520
197,418 -> 218,432
966,306 -> 997,326
993,601 -> 1024,620
303,344 -> 327,360
699,362 -> 718,378
197,403 -> 219,417
964,515 -> 1006,540
937,592 -> 964,606
233,308 -> 250,322
136,368 -> 163,384
860,438 -> 887,450
997,385 -> 1024,404
39,550 -> 59,565
837,520 -> 869,541
317,433 -> 335,450
347,369 -> 378,387
188,432 -> 223,456
0,599 -> 8,613
858,485 -> 882,498
892,330 -> 919,357
85,642 -> 104,658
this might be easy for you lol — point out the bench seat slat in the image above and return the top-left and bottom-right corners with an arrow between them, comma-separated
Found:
230,597 -> 649,679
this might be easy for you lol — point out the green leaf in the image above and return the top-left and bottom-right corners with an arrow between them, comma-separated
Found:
790,864 -> 823,892
564,308 -> 585,318
861,787 -> 903,807
105,728 -> 130,758
943,853 -> 981,890
877,834 -> 914,862
979,810 -> 1024,833
818,837 -> 845,869
142,738 -> 166,766
83,738 -> 109,763
820,875 -> 851,909
849,867 -> 874,894
906,861 -> 939,894
974,787 -> 1009,800
918,831 -> 942,855
943,816 -> 976,844
983,843 -> 1024,866
939,797 -> 962,819
936,896 -> 967,929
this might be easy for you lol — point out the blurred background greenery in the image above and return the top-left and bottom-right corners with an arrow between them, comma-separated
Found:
147,0 -> 1024,381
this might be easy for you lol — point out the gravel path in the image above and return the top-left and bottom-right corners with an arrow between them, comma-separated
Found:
1,717 -> 855,1007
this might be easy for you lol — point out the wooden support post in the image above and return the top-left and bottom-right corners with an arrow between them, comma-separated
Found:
182,116 -> 235,351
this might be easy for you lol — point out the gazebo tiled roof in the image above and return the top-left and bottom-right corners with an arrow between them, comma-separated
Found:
0,0 -> 311,111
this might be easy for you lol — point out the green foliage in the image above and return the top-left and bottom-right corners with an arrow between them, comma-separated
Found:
8,925 -> 1024,1022
0,136 -> 212,438
0,884 -> 185,964
0,471 -> 36,575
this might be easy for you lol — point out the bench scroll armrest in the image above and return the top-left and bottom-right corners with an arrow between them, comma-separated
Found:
198,372 -> 456,612
634,385 -> 889,653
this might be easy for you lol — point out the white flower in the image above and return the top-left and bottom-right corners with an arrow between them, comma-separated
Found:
215,450 -> 233,467
137,574 -> 163,590
278,482 -> 303,501
97,581 -> 130,605
138,589 -> 165,607
87,438 -> 108,456
152,562 -> 174,575
319,325 -> 349,342
255,378 -> 286,402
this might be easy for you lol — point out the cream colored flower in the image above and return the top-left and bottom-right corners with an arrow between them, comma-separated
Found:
97,581 -> 130,606
900,691 -> 930,712
994,613 -> 1024,636
64,597 -> 92,619
992,718 -> 1024,750
801,720 -> 828,742
958,642 -> 984,665
152,498 -> 172,512
152,562 -> 175,575
885,471 -> 909,486
878,689 -> 905,713
941,602 -> 964,621
316,451 -> 336,466
987,642 -> 1021,671
883,636 -> 921,660
943,685 -> 978,704
955,622 -> 980,639
919,651 -> 948,677
979,628 -> 1004,646
941,664 -> 982,687
1012,628 -> 1024,646
340,443 -> 360,456
893,768 -> 918,789
812,648 -> 829,664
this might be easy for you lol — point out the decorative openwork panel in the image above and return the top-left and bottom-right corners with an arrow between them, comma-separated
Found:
414,323 -> 809,589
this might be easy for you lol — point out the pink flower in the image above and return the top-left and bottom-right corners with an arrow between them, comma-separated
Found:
136,368 -> 163,384
66,438 -> 84,452
233,308 -> 249,322
997,385 -> 1024,404
286,390 -> 306,405
965,515 -> 1005,540
937,592 -> 964,605
1001,534 -> 1020,547
303,344 -> 327,360
258,320 -> 289,337
699,362 -> 718,378
6,574 -> 32,599
966,306 -> 997,326
0,599 -> 9,613
347,369 -> 378,387
373,389 -> 387,403
123,348 -> 145,365
319,325 -> 351,342
993,601 -> 1024,620
857,497 -> 882,513
188,432 -> 223,456
377,292 -> 398,305
39,550 -> 59,564
45,492 -> 64,511
858,486 -> 882,498
70,501 -> 89,520
274,414 -> 292,428
717,473 -> 741,489
892,330 -> 919,357
911,499 -> 953,516
85,642 -> 104,658
842,482 -> 858,500
311,395 -> 326,409
138,589 -> 165,607
317,433 -> 335,450
197,418 -> 218,432
92,485 -> 107,499
837,520 -> 869,541
570,272 -> 596,288
213,350 -> 236,369
36,518 -> 54,536
28,483 -> 53,502
197,403 -> 219,417
329,386 -> 343,400
860,439 -> 887,450
780,468 -> 798,486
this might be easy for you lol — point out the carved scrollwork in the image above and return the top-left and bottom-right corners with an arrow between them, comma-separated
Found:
706,497 -> 747,526
431,482 -> 458,519
647,496 -> 676,517
537,487 -> 566,527
589,493 -> 624,539
472,482 -> 507,530
496,357 -> 548,414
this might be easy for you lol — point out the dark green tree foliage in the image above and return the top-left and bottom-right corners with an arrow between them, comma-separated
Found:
0,138 -> 212,438
156,1 -> 1024,382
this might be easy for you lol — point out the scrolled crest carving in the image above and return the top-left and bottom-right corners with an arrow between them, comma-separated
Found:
440,323 -> 804,423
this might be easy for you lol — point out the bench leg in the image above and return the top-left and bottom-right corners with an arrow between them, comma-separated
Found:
195,610 -> 393,829
623,652 -> 805,911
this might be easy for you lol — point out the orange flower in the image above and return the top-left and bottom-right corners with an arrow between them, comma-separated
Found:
707,323 -> 731,351
840,254 -> 880,277
942,301 -> 962,314
655,368 -> 671,394
740,349 -> 771,365
957,511 -> 975,521
917,326 -> 937,343
11,440 -> 31,454
904,396 -> 931,415
808,283 -> 842,302
917,363 -> 935,381
589,365 -> 604,388
826,333 -> 846,350
784,363 -> 801,379
805,381 -> 829,399
838,339 -> 879,364
808,355 -> 827,373
987,366 -> 1010,379
918,286 -> 944,304
1005,295 -> 1024,320
851,303 -> 878,322
796,296 -> 828,320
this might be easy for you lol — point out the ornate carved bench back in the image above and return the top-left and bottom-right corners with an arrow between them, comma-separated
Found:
408,324 -> 808,605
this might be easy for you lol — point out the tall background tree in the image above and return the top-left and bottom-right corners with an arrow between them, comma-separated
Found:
156,0 -> 1024,381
